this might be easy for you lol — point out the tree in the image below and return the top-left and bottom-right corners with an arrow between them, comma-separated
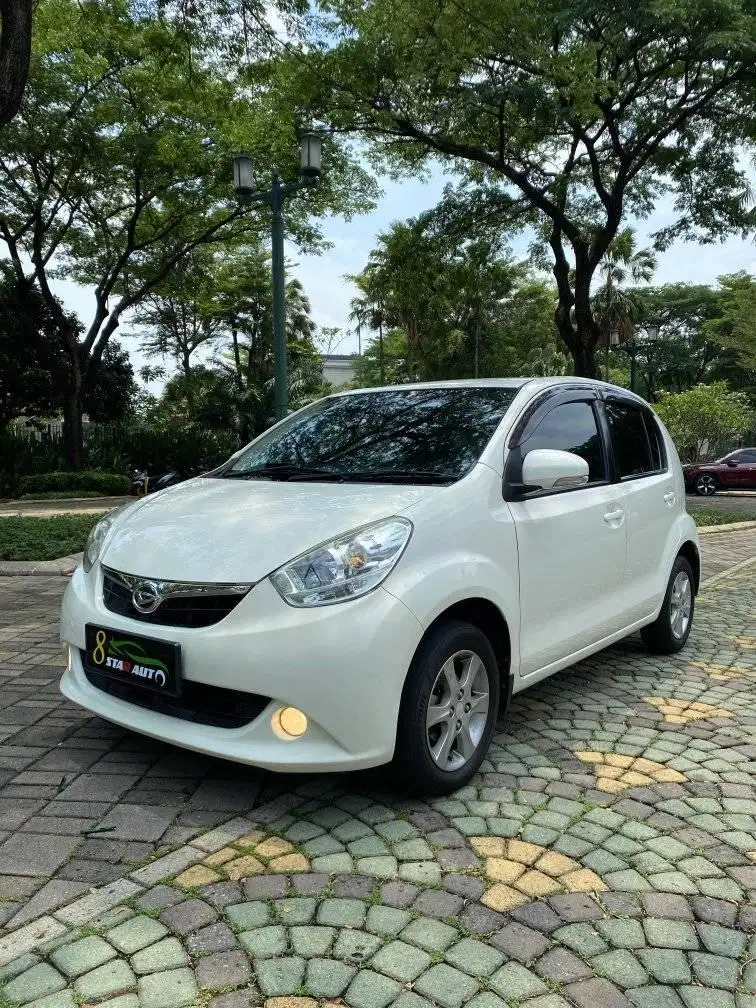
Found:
0,0 -> 33,126
592,228 -> 656,345
278,0 -> 755,376
0,269 -> 134,427
705,273 -> 756,374
0,0 -> 373,467
654,382 -> 754,463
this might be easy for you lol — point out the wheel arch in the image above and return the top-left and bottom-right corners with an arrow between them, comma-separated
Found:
408,597 -> 513,709
678,540 -> 701,595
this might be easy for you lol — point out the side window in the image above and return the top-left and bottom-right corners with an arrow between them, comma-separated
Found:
733,450 -> 756,463
605,401 -> 658,478
643,412 -> 667,471
522,401 -> 606,483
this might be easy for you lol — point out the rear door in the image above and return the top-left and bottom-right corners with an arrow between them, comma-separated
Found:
505,389 -> 629,677
601,396 -> 676,622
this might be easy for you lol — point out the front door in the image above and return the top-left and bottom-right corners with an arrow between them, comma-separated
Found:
507,398 -> 628,677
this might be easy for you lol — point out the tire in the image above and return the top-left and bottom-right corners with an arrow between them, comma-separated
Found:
392,620 -> 500,796
641,555 -> 695,654
695,473 -> 718,496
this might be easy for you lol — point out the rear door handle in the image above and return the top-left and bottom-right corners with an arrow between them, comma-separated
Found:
664,492 -> 676,506
604,508 -> 624,525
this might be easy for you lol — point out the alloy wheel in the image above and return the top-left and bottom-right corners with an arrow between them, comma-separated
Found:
696,474 -> 717,496
425,649 -> 490,771
669,570 -> 692,640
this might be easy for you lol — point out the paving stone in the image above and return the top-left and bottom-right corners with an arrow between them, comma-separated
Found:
596,918 -> 646,949
317,897 -> 366,928
510,901 -> 562,933
413,962 -> 480,1008
536,946 -> 593,983
186,922 -> 237,955
131,937 -> 189,975
137,967 -> 197,1008
254,957 -> 306,998
333,928 -> 383,963
5,964 -> 67,1004
75,959 -> 137,1001
490,961 -> 548,1000
548,893 -> 603,921
680,990 -> 736,1008
242,875 -> 289,900
643,918 -> 699,949
642,892 -> 694,919
565,977 -> 632,1008
107,915 -> 169,955
273,898 -> 317,925
344,968 -> 401,1008
412,889 -> 463,919
591,949 -> 649,989
689,952 -> 740,990
50,935 -> 116,978
371,939 -> 432,981
628,986 -> 685,1008
159,898 -> 217,935
136,885 -> 184,912
637,947 -> 692,984
24,993 -> 77,1008
239,925 -> 287,959
305,956 -> 356,997
401,917 -> 458,952
289,925 -> 334,957
379,880 -> 419,907
692,897 -> 738,926
446,936 -> 505,976
365,905 -> 412,936
491,920 -> 551,962
226,901 -> 270,929
195,950 -> 251,989
554,922 -> 609,957
696,923 -> 748,958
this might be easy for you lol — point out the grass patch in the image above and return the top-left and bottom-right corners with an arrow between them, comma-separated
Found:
688,507 -> 754,527
0,513 -> 105,561
19,490 -> 119,501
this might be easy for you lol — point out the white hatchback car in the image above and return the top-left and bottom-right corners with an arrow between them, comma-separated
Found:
60,378 -> 699,794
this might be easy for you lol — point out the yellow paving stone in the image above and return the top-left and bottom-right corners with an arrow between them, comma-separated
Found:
225,854 -> 266,880
619,771 -> 654,787
596,765 -> 623,779
255,837 -> 296,860
644,697 -> 733,722
235,830 -> 265,848
515,870 -> 564,897
174,865 -> 221,888
596,778 -> 627,794
507,840 -> 543,865
605,754 -> 634,768
485,858 -> 526,884
575,751 -> 603,763
481,884 -> 531,912
562,868 -> 608,892
204,847 -> 238,867
265,999 -> 318,1008
655,768 -> 687,782
269,853 -> 309,873
689,661 -> 755,681
746,852 -> 756,863
733,636 -> 756,648
470,836 -> 507,857
535,851 -> 580,878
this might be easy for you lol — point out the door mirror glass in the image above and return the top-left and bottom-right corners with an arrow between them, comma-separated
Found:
726,459 -> 738,467
522,449 -> 590,491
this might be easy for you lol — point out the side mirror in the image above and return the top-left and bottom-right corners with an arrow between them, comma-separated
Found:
726,459 -> 738,467
522,449 -> 590,491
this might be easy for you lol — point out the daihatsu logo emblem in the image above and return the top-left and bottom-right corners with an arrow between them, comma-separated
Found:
132,580 -> 161,614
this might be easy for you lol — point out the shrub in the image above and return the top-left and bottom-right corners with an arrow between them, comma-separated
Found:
18,470 -> 130,497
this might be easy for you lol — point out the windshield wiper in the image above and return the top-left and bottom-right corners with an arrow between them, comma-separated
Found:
222,464 -> 342,481
311,469 -> 457,485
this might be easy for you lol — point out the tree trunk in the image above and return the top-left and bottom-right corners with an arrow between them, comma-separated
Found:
0,0 -> 34,128
62,368 -> 84,470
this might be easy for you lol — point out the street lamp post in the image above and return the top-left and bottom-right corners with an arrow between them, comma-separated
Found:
232,133 -> 322,421
609,321 -> 659,394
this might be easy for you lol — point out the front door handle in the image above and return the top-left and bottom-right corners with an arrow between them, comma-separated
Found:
604,508 -> 624,525
664,492 -> 676,506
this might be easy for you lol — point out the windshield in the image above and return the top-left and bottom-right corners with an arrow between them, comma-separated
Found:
220,386 -> 519,483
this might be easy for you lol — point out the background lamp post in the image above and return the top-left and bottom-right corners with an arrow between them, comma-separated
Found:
232,133 -> 322,421
608,321 -> 660,395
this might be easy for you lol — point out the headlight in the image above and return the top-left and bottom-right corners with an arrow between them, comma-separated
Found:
270,517 -> 413,607
83,505 -> 131,573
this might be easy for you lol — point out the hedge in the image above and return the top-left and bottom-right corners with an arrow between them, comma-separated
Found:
18,470 -> 131,497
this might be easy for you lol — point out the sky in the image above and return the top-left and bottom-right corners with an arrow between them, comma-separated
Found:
50,166 -> 756,381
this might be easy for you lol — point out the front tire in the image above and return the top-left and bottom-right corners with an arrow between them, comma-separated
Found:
695,474 -> 718,496
641,555 -> 695,654
393,620 -> 500,796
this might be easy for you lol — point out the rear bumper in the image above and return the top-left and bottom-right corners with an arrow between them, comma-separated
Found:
60,564 -> 423,772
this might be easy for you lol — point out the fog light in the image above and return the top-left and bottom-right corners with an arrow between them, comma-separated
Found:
271,706 -> 308,740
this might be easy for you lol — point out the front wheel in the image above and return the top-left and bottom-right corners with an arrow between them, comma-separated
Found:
695,474 -> 718,496
641,555 -> 695,654
393,621 -> 500,795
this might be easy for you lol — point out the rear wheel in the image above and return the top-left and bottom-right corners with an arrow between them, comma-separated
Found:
695,473 -> 718,496
393,621 -> 500,795
641,554 -> 695,654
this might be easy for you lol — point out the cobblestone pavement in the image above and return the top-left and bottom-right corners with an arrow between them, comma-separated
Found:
0,533 -> 754,1008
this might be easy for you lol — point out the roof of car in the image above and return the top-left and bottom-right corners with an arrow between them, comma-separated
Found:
332,376 -> 643,398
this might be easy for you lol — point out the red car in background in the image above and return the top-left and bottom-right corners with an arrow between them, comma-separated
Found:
683,448 -> 756,495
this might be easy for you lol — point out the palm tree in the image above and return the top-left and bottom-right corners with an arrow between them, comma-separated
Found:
593,228 -> 656,344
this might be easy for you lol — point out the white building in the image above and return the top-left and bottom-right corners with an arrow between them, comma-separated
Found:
322,354 -> 358,388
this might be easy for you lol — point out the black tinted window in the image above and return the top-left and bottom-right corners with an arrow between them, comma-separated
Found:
733,450 -> 756,463
226,387 -> 518,482
605,402 -> 656,477
522,401 -> 605,482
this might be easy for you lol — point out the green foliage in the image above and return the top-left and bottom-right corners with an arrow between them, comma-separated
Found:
688,507 -> 755,527
277,0 -> 756,374
0,513 -> 105,561
654,382 -> 754,463
704,272 -> 756,373
348,216 -> 563,383
18,471 -> 131,496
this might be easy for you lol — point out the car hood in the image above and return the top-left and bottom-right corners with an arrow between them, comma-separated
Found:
100,476 -> 434,583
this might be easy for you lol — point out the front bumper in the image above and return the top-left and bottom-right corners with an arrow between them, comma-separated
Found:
60,564 -> 423,772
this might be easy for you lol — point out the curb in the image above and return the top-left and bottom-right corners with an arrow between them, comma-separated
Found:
696,520 -> 756,534
0,553 -> 82,576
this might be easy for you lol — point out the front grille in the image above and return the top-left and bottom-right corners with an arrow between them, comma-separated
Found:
83,659 -> 270,729
102,568 -> 249,628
